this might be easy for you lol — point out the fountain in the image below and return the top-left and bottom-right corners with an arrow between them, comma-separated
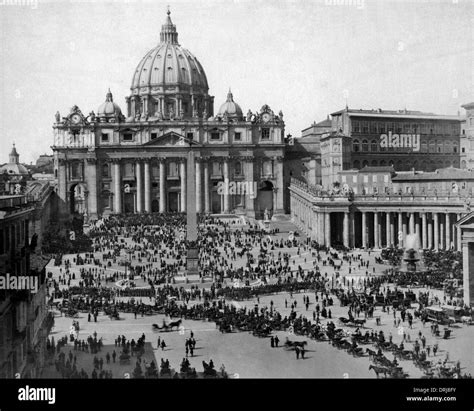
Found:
397,233 -> 428,274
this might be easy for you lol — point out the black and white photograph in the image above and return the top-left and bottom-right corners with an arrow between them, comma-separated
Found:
0,0 -> 473,408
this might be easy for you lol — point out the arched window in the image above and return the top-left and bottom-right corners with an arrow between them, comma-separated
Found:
421,139 -> 428,152
353,160 -> 360,169
413,161 -> 419,170
436,140 -> 442,153
388,160 -> 394,167
380,160 -> 387,167
352,139 -> 360,152
396,160 -> 402,170
371,160 -> 378,167
371,140 -> 378,152
429,140 -> 435,153
453,142 -> 459,153
362,160 -> 369,168
362,140 -> 369,152
445,140 -> 452,154
461,160 -> 467,169
445,160 -> 451,168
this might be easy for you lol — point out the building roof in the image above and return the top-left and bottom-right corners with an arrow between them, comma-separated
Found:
360,166 -> 395,173
392,167 -> 474,181
330,107 -> 461,121
462,102 -> 474,110
97,89 -> 122,118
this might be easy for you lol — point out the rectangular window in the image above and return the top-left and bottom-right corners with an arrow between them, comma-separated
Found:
210,132 -> 220,140
361,122 -> 369,133
151,133 -> 158,140
353,175 -> 357,183
168,162 -> 178,177
462,147 -> 466,153
341,175 -> 346,183
370,122 -> 377,133
261,128 -> 270,140
352,121 -> 360,133
234,132 -> 241,141
372,175 -> 377,183
363,175 -> 369,183
123,133 -> 133,141
101,133 -> 109,142
186,132 -> 194,140
384,175 -> 389,183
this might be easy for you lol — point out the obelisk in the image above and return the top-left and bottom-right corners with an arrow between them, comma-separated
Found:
186,149 -> 199,276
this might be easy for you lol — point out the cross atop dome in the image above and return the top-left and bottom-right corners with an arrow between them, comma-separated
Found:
226,88 -> 234,102
160,7 -> 179,44
106,88 -> 113,102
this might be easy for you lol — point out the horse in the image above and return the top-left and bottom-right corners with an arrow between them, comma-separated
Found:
369,365 -> 388,378
366,348 -> 378,360
352,319 -> 366,327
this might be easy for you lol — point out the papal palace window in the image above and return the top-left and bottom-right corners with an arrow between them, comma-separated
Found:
71,162 -> 83,179
124,163 -> 134,178
101,133 -> 109,142
102,164 -> 109,177
362,140 -> 369,152
262,160 -> 273,176
352,121 -> 360,133
210,132 -> 220,141
151,133 -> 158,140
352,140 -> 360,152
123,133 -> 133,142
371,140 -> 378,152
261,128 -> 270,140
235,162 -> 242,175
186,132 -> 194,140
212,162 -> 222,176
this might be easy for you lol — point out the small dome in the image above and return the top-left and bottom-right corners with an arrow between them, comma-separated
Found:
217,89 -> 243,119
97,89 -> 122,117
0,163 -> 29,175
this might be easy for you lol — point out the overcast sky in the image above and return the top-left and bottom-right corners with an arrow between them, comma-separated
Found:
0,0 -> 473,163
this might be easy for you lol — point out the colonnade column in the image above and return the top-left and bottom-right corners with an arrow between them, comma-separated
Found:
445,213 -> 451,250
374,212 -> 379,249
428,214 -> 433,249
159,159 -> 166,213
457,213 -> 462,252
113,160 -> 122,214
421,213 -> 427,249
136,160 -> 143,213
362,211 -> 367,249
398,212 -> 403,247
144,161 -> 151,213
390,213 -> 395,247
325,212 -> 331,247
385,212 -> 391,247
180,159 -> 186,213
343,212 -> 349,248
434,213 -> 439,251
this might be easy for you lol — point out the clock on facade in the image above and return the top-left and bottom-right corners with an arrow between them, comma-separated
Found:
71,114 -> 81,124
262,113 -> 271,123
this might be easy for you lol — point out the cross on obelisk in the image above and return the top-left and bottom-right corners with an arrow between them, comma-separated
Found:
186,149 -> 199,276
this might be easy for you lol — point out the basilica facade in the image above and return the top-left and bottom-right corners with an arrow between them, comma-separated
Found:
52,10 -> 286,221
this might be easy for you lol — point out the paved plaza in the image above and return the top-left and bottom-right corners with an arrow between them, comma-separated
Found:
41,218 -> 474,379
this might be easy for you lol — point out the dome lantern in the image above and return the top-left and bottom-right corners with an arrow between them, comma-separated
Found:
217,88 -> 243,119
160,7 -> 179,45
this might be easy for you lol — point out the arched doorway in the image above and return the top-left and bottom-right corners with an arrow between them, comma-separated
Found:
69,183 -> 87,215
257,180 -> 273,219
152,199 -> 159,212
168,192 -> 179,212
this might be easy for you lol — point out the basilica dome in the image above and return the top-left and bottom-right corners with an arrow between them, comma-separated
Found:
217,90 -> 243,119
130,10 -> 209,96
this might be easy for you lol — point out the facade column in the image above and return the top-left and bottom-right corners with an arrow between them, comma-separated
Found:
85,158 -> 98,218
445,213 -> 451,250
159,159 -> 166,213
113,160 -> 122,213
136,161 -> 143,213
390,213 -> 395,247
439,217 -> 445,250
428,214 -> 433,249
343,212 -> 349,248
144,161 -> 151,213
421,213 -> 427,249
325,212 -> 331,247
415,213 -> 420,245
362,211 -> 367,249
196,160 -> 202,214
204,161 -> 210,213
409,212 -> 415,234
457,213 -> 462,252
385,212 -> 391,247
434,212 -> 439,251
223,159 -> 230,213
398,212 -> 403,247
374,212 -> 379,249
275,156 -> 284,213
245,158 -> 255,217
180,159 -> 186,213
